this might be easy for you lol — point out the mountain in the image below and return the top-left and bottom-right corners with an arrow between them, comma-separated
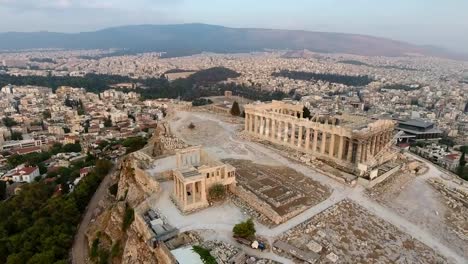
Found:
0,23 -> 465,59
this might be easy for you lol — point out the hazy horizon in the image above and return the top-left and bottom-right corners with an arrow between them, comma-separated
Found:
0,0 -> 467,54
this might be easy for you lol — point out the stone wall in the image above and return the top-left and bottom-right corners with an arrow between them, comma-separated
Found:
155,243 -> 177,264
231,185 -> 283,225
358,165 -> 401,189
134,162 -> 160,194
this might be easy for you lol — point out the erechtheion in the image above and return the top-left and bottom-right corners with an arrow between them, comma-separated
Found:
172,146 -> 236,212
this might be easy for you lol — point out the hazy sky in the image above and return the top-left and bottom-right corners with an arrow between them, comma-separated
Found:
0,0 -> 467,53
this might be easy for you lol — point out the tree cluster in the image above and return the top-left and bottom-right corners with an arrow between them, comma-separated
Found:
192,98 -> 213,106
0,159 -> 112,263
381,84 -> 420,91
121,136 -> 147,154
0,68 -> 288,103
272,70 -> 373,86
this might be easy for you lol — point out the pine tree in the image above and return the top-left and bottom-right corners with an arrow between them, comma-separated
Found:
460,152 -> 466,168
302,106 -> 312,119
230,101 -> 241,116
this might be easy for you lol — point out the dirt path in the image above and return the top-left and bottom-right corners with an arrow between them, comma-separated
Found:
71,164 -> 118,264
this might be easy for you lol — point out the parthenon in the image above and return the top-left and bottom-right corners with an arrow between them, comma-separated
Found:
244,101 -> 397,176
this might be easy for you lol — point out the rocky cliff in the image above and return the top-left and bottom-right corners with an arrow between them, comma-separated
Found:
85,154 -> 165,264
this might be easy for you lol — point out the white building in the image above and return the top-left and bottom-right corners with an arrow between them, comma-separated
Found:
5,166 -> 40,183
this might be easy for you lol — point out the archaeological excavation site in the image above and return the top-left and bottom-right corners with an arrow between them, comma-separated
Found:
86,99 -> 467,264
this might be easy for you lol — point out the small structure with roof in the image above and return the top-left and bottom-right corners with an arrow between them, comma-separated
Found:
172,146 -> 236,213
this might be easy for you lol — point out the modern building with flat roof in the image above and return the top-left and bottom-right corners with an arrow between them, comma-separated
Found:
396,119 -> 442,141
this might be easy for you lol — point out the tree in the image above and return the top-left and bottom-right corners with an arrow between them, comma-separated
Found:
104,116 -> 112,127
42,110 -> 51,119
208,184 -> 226,201
460,152 -> 466,168
62,143 -> 82,153
0,181 -> 6,200
95,159 -> 113,176
230,101 -> 241,116
188,123 -> 196,129
2,117 -> 17,128
122,136 -> 147,153
10,132 -> 23,140
302,106 -> 312,119
90,237 -> 100,259
232,218 -> 256,239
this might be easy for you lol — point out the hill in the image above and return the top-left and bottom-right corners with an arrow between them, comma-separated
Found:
0,23 -> 465,59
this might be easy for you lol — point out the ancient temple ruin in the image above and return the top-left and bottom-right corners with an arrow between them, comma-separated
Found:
172,146 -> 236,212
244,101 -> 398,176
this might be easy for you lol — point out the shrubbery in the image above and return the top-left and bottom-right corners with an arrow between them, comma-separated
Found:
232,218 -> 256,240
208,184 -> 226,201
122,204 -> 135,231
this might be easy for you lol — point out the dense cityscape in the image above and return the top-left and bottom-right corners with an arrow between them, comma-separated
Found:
0,1 -> 467,264
0,48 -> 467,264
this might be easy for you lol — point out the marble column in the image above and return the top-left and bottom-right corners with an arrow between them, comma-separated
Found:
265,118 -> 270,137
366,141 -> 372,161
249,114 -> 253,132
338,136 -> 344,160
378,134 -> 383,153
305,128 -> 311,150
245,114 -> 249,131
312,130 -> 319,152
277,121 -> 282,140
201,180 -> 207,202
192,182 -> 196,204
259,117 -> 264,136
254,116 -> 258,134
356,142 -> 362,164
290,123 -> 296,145
181,180 -> 185,201
329,134 -> 335,158
176,178 -> 181,200
271,119 -> 276,139
183,183 -> 187,206
174,177 -> 178,198
321,132 -> 327,154
347,139 -> 353,162
283,123 -> 289,143
361,143 -> 367,162
371,135 -> 377,155
297,126 -> 303,148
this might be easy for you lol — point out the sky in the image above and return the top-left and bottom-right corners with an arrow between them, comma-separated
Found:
0,0 -> 467,53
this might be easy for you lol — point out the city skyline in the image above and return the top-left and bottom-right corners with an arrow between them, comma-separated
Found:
0,0 -> 467,53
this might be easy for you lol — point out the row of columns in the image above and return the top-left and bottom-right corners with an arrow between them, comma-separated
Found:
173,177 -> 206,207
245,113 -> 393,165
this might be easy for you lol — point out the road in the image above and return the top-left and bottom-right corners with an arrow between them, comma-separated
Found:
71,163 -> 119,264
